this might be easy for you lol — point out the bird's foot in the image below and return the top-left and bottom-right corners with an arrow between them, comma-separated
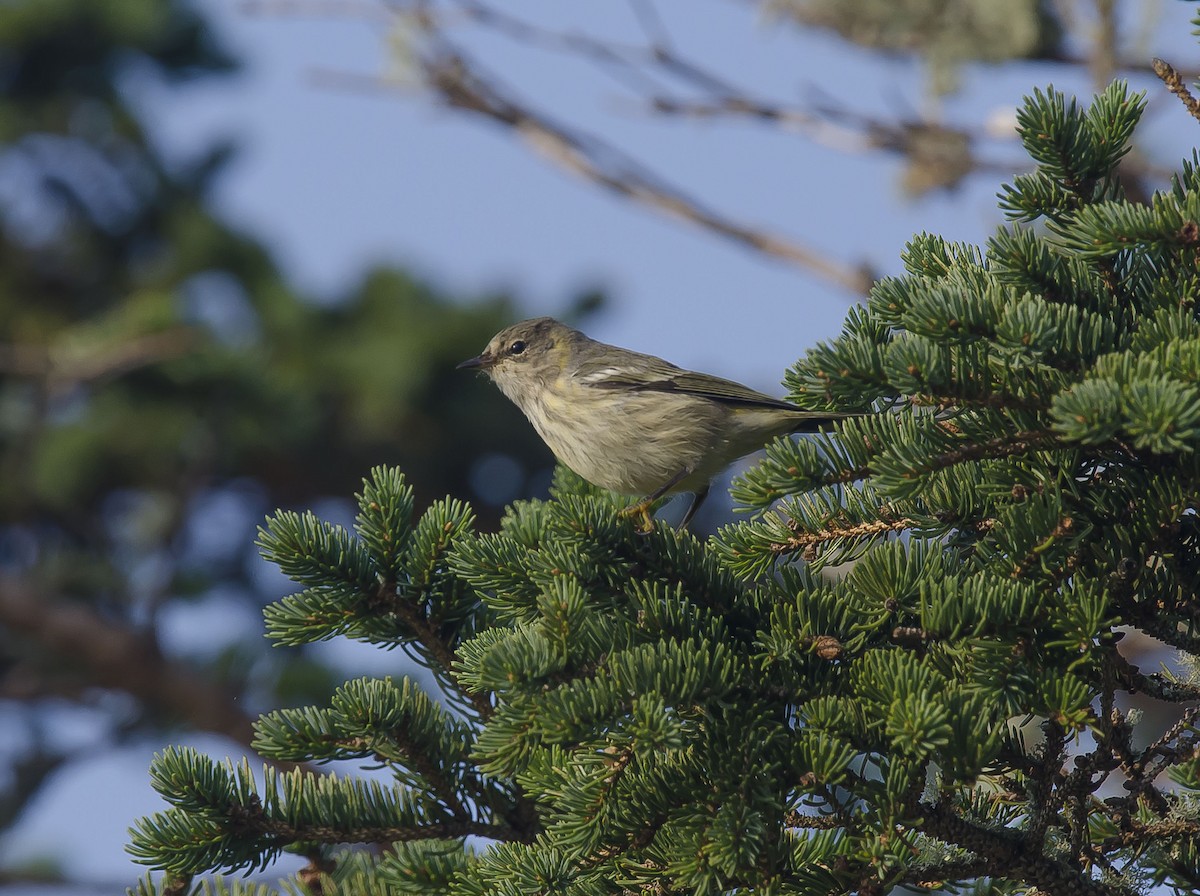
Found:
618,499 -> 657,535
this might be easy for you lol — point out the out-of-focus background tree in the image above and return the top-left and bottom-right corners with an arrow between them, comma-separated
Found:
0,0 -> 1195,892
0,1 -> 562,889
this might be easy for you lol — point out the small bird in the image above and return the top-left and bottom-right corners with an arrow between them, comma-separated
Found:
459,317 -> 847,532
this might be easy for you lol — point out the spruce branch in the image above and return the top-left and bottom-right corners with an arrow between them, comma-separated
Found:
906,858 -> 992,891
129,40 -> 1200,891
918,799 -> 1118,896
782,811 -> 842,829
1103,708 -> 1143,791
370,579 -> 494,721
1010,515 -> 1078,579
823,463 -> 874,486
1120,601 -> 1200,655
276,710 -> 476,821
1027,720 -> 1068,844
889,626 -> 935,651
130,748 -> 530,874
1098,817 -> 1200,852
913,392 -> 1051,413
1102,643 -> 1200,703
925,429 -> 1058,471
237,816 -> 507,845
1140,704 -> 1200,781
771,515 -> 916,559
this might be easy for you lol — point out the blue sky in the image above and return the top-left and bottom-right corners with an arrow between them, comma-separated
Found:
139,2 -> 1198,385
2,0 -> 1198,889
137,1 -> 1069,380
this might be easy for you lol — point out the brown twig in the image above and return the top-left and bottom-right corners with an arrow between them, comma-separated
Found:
770,515 -> 914,556
309,51 -> 876,293
276,0 -> 879,293
783,810 -> 842,829
1140,704 -> 1200,782
375,580 -> 495,721
1098,817 -> 1200,852
926,429 -> 1058,471
420,52 -> 875,293
1153,57 -> 1200,125
249,814 -> 519,844
919,798 -> 1116,896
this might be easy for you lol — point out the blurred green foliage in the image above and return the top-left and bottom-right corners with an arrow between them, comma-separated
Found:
0,0 -> 571,858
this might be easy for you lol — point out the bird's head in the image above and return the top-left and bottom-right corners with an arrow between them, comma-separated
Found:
458,317 -> 580,405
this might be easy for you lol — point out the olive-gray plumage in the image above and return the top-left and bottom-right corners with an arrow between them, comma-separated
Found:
459,317 -> 844,529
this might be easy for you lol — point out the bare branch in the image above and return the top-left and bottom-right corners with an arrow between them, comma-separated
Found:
770,515 -> 915,558
420,51 -> 875,294
246,0 -> 1187,252
250,0 -> 878,292
0,576 -> 258,749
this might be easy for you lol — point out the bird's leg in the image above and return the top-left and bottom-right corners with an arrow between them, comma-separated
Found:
677,485 -> 710,531
620,468 -> 691,535
620,502 -> 658,536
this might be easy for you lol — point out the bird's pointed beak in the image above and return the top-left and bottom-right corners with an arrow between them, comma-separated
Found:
457,352 -> 493,371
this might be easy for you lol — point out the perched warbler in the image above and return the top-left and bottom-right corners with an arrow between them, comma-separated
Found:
459,317 -> 847,532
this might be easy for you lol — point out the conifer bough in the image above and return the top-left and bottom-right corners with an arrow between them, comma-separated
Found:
130,71 -> 1200,896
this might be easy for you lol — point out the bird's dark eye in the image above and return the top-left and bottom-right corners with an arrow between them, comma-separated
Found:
509,340 -> 526,356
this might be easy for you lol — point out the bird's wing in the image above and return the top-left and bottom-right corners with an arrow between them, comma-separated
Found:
574,355 -> 801,411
